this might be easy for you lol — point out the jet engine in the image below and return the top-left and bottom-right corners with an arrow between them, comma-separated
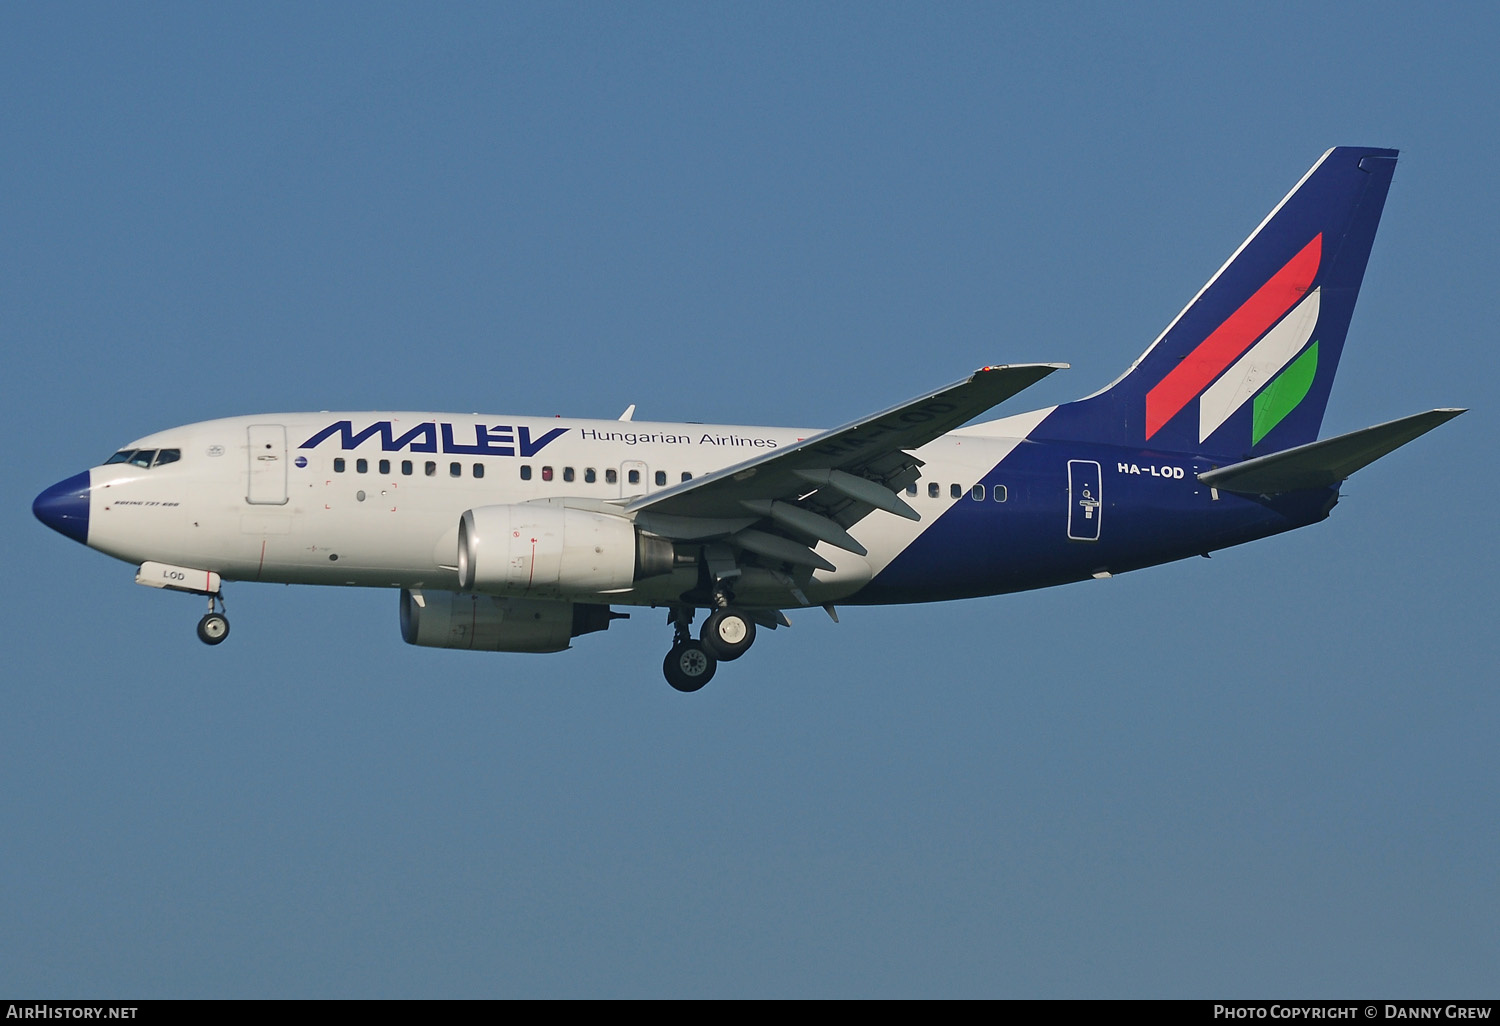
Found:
456,504 -> 675,596
399,587 -> 619,653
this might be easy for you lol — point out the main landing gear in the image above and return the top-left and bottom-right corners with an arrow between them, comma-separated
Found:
663,638 -> 715,692
662,595 -> 758,692
196,593 -> 230,646
702,607 -> 756,661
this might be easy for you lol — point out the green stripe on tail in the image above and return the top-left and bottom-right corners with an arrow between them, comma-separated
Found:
1252,341 -> 1319,445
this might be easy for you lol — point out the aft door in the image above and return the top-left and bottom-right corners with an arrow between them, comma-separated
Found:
246,424 -> 289,505
1067,459 -> 1102,541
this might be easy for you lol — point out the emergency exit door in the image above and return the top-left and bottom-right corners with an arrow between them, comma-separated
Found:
619,459 -> 649,499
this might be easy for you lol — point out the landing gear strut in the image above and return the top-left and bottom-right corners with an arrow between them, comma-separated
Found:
663,606 -> 715,692
701,579 -> 755,662
196,593 -> 229,646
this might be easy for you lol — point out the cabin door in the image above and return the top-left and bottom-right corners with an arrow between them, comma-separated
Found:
1067,459 -> 1102,541
246,424 -> 289,505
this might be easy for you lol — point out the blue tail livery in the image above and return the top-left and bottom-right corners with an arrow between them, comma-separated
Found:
1037,146 -> 1399,459
33,147 -> 1463,691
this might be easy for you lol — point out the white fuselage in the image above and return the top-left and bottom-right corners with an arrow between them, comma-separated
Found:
87,411 -> 1040,609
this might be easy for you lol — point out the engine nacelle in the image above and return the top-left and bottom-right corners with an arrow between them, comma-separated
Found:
457,504 -> 674,597
399,587 -> 617,653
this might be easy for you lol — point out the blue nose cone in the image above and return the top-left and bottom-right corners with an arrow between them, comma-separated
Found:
33,471 -> 91,545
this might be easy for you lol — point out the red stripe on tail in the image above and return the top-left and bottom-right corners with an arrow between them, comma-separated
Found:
1144,234 -> 1321,439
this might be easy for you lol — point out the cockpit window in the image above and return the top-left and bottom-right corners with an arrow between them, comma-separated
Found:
104,448 -> 180,468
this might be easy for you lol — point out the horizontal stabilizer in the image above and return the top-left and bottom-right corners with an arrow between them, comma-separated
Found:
1197,409 -> 1465,495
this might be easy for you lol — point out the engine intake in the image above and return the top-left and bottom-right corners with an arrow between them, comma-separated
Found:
457,504 -> 674,596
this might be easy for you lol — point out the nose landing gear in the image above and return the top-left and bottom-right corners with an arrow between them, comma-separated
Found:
196,593 -> 230,646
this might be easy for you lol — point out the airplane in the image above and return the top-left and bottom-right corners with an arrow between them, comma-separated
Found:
33,146 -> 1464,691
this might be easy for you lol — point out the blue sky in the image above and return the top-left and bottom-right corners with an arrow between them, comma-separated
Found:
4,2 -> 1496,997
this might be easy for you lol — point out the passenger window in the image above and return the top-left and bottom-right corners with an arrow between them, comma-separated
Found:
542,466 -> 553,482
681,472 -> 692,482
585,468 -> 596,484
928,482 -> 939,498
607,469 -> 619,484
951,483 -> 962,499
401,460 -> 413,476
154,449 -> 181,467
379,459 -> 390,475
473,463 -> 484,479
356,458 -> 368,474
334,458 -> 346,473
563,467 -> 575,483
906,484 -> 918,496
520,465 -> 532,480
994,485 -> 1008,502
971,484 -> 985,501
628,470 -> 640,485
655,471 -> 667,487
425,461 -> 436,477
450,462 -> 461,478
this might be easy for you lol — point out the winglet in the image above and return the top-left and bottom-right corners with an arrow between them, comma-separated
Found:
1197,408 -> 1464,494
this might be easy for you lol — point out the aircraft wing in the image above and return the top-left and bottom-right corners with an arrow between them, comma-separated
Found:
622,364 -> 1064,574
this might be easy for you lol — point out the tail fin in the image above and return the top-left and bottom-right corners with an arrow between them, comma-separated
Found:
1036,146 -> 1399,458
